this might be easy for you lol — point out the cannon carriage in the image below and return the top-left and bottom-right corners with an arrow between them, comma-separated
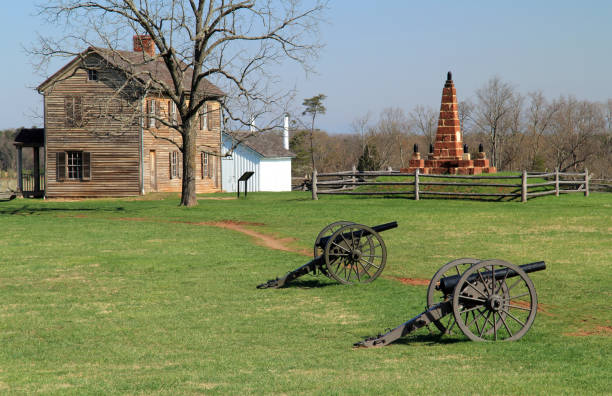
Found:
354,259 -> 546,346
257,221 -> 398,289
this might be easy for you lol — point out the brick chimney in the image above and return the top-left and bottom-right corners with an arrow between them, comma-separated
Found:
133,35 -> 155,57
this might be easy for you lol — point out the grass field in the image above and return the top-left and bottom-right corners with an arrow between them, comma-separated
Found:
0,192 -> 610,394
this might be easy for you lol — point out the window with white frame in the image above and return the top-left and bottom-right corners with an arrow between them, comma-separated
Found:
170,101 -> 177,125
199,103 -> 208,130
87,69 -> 98,81
56,151 -> 91,181
170,151 -> 179,179
67,151 -> 82,179
201,152 -> 208,179
148,99 -> 157,128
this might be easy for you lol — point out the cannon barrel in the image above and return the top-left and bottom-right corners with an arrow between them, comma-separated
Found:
438,261 -> 546,295
316,221 -> 398,250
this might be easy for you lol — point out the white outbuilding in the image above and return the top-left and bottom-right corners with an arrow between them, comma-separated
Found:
221,117 -> 295,192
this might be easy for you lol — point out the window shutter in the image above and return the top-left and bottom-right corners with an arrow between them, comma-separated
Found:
178,152 -> 183,179
75,96 -> 83,127
146,100 -> 151,128
65,97 -> 73,127
210,154 -> 214,179
82,152 -> 91,180
207,103 -> 213,130
169,151 -> 173,179
168,100 -> 173,124
56,152 -> 66,181
155,99 -> 160,128
199,108 -> 204,130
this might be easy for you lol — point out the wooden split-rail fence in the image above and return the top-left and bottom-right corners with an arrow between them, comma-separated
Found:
308,168 -> 592,202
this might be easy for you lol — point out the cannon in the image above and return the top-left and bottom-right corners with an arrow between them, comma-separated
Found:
354,259 -> 546,346
257,221 -> 398,289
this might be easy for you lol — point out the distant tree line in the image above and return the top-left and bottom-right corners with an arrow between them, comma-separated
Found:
0,129 -> 36,176
291,77 -> 612,179
0,129 -> 18,173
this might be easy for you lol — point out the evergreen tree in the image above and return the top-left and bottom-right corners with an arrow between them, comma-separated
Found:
357,143 -> 381,172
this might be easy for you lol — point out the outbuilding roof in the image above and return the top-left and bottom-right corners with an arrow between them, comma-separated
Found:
224,131 -> 295,158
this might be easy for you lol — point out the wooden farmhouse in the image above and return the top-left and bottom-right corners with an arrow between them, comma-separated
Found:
221,116 -> 295,192
33,35 -> 224,198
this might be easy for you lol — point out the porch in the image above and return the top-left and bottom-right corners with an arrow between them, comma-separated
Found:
13,128 -> 45,198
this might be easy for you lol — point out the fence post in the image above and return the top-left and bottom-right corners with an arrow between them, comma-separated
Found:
17,146 -> 23,193
555,168 -> 559,197
312,169 -> 318,200
414,168 -> 420,201
351,165 -> 356,188
521,170 -> 527,202
584,168 -> 589,197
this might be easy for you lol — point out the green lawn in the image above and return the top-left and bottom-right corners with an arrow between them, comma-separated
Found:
0,192 -> 610,394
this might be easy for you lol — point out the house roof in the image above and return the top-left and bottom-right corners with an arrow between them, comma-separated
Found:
38,47 -> 225,98
13,128 -> 44,147
225,131 -> 295,158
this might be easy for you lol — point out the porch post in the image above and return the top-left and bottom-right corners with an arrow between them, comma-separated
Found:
33,147 -> 40,194
17,145 -> 23,193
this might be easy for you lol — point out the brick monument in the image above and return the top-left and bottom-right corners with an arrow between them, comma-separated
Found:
404,72 -> 496,175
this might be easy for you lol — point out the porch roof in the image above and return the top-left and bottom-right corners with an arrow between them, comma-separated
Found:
14,128 -> 44,148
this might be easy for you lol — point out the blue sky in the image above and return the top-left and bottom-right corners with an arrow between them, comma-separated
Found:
2,1 -> 611,133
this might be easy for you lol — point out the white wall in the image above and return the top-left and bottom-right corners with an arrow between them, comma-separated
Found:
221,137 -> 260,192
259,158 -> 292,191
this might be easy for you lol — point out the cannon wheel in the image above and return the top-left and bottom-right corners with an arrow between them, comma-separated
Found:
324,224 -> 387,285
452,260 -> 538,341
313,221 -> 355,259
426,258 -> 480,334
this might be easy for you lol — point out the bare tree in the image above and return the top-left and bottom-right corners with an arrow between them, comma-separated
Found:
458,100 -> 474,135
500,93 -> 524,171
549,96 -> 604,172
33,0 -> 327,206
470,77 -> 517,169
368,108 -> 411,168
523,92 -> 559,170
350,112 -> 371,152
410,105 -> 437,148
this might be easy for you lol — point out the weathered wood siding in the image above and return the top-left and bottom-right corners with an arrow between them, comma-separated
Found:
143,99 -> 222,193
43,66 -> 141,197
41,57 -> 223,197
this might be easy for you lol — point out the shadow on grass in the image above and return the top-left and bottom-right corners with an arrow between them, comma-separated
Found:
285,279 -> 339,288
0,205 -> 126,216
351,332 -> 466,347
390,333 -> 465,346
348,194 -> 522,203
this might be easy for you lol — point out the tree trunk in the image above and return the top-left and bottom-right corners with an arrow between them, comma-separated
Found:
180,119 -> 198,207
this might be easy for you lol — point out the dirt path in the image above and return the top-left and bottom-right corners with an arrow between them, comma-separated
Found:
202,221 -> 310,256
389,276 -> 430,286
111,217 -> 311,256
564,326 -> 612,337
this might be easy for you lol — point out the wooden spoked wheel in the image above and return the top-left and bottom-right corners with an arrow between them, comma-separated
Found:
426,258 -> 480,334
313,221 -> 355,258
452,260 -> 538,341
324,224 -> 387,284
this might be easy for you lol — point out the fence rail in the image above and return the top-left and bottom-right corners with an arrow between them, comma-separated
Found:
309,169 -> 591,202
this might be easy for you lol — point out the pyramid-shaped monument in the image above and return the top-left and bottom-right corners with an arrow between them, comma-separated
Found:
405,72 -> 496,175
